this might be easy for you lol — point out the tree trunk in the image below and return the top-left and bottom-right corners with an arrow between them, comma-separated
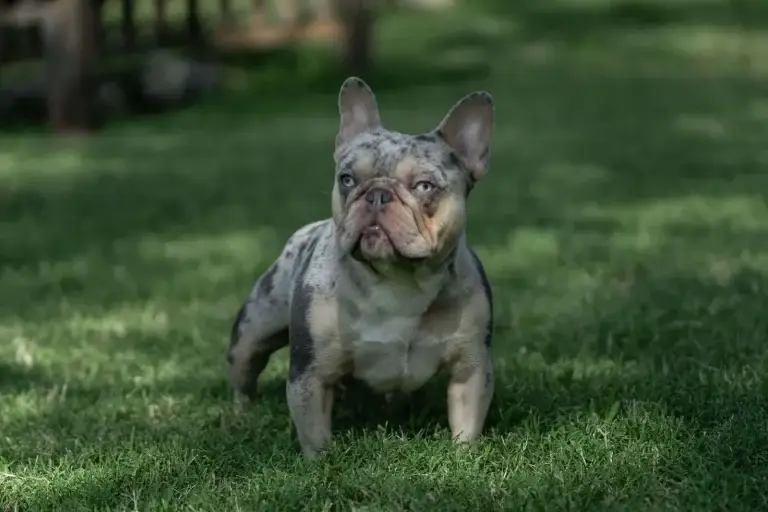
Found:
42,0 -> 99,135
251,0 -> 268,28
337,0 -> 373,74
95,0 -> 106,51
154,0 -> 168,45
0,0 -> 7,64
219,0 -> 233,25
121,0 -> 135,50
314,0 -> 333,22
276,0 -> 298,25
186,0 -> 202,44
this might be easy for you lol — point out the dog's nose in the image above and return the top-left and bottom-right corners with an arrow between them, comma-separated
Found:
365,188 -> 392,210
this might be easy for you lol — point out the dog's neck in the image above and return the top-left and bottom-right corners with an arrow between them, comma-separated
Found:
335,233 -> 465,316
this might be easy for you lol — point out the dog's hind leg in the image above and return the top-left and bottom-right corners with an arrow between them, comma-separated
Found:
227,261 -> 290,401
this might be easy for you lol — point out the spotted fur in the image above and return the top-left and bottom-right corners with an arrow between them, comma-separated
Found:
226,77 -> 496,459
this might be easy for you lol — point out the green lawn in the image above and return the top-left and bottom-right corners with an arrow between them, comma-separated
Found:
2,1 -> 768,509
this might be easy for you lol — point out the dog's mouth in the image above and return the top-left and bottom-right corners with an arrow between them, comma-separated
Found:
347,221 -> 391,261
351,222 -> 431,267
361,223 -> 385,238
340,192 -> 435,264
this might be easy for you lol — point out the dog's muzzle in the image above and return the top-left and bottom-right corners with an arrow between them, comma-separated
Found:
365,187 -> 392,213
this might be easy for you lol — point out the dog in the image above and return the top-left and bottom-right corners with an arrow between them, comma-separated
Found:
227,77 -> 495,459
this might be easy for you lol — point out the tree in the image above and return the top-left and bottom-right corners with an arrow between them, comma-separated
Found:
41,0 -> 100,134
121,0 -> 135,50
219,0 -> 234,28
335,0 -> 374,74
186,0 -> 203,46
154,0 -> 169,45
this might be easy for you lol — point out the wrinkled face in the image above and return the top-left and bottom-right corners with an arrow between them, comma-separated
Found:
333,132 -> 468,262
331,78 -> 494,266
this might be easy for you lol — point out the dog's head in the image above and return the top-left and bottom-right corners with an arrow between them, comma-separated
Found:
332,77 -> 494,268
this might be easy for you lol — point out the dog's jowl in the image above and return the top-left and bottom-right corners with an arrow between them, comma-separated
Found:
227,77 -> 495,459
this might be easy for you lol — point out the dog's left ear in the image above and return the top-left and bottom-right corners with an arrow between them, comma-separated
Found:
435,91 -> 494,181
336,77 -> 381,151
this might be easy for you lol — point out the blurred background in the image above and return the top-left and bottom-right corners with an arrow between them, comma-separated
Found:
2,0 -> 764,339
1,0 -> 767,422
2,1 -> 768,508
1,0 -> 765,132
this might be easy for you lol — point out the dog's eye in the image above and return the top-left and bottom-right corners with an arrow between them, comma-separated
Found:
339,174 -> 356,188
414,181 -> 435,193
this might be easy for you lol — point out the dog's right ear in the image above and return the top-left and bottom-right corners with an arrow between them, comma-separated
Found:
435,91 -> 494,182
336,77 -> 381,151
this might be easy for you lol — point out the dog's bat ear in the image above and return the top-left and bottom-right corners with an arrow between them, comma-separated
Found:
435,91 -> 494,182
336,77 -> 381,150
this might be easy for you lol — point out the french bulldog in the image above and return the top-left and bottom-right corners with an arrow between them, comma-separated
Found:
227,77 -> 495,459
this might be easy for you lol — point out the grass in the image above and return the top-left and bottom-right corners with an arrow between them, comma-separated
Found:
2,0 -> 768,509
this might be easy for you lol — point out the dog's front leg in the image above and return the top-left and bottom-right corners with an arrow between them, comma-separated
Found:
286,280 -> 339,459
447,345 -> 494,443
287,368 -> 334,459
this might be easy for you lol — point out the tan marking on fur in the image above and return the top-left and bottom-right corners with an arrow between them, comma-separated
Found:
447,350 -> 492,443
379,202 -> 427,246
332,182 -> 343,224
307,295 -> 346,382
431,290 -> 489,367
394,183 -> 437,240
393,156 -> 468,257
393,155 -> 419,184
435,252 -> 493,443
287,374 -> 334,459
227,316 -> 288,394
350,150 -> 376,179
423,193 -> 466,257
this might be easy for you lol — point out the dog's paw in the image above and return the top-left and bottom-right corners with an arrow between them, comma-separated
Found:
233,388 -> 256,408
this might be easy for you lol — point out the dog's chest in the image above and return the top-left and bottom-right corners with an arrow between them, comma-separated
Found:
345,281 -> 445,393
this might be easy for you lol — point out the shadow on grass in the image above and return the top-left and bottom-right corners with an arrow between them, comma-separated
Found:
0,362 -> 54,393
3,258 -> 767,426
2,264 -> 767,509
2,57 -> 766,270
473,0 -> 768,40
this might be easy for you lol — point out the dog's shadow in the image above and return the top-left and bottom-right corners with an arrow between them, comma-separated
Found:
255,371 -> 483,439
